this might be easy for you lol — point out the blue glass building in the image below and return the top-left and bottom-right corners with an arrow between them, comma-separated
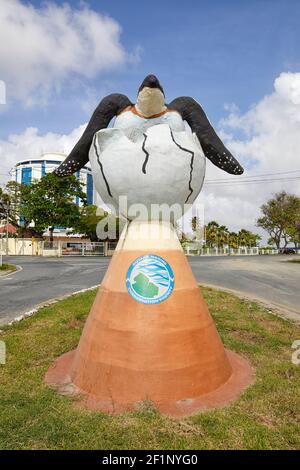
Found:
12,152 -> 94,205
11,153 -> 95,235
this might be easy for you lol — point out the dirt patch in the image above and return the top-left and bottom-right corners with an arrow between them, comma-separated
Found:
66,319 -> 85,329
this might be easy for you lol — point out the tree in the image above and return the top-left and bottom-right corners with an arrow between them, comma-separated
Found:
0,187 -> 8,206
205,222 -> 229,248
175,222 -> 190,246
205,221 -> 219,247
250,233 -> 261,247
100,214 -> 126,241
191,216 -> 199,233
21,173 -> 86,245
190,216 -> 202,241
257,191 -> 300,249
237,229 -> 261,247
72,205 -> 108,241
286,220 -> 300,249
72,206 -> 127,241
229,231 -> 238,249
174,221 -> 182,240
217,225 -> 229,248
1,181 -> 25,226
204,222 -> 261,250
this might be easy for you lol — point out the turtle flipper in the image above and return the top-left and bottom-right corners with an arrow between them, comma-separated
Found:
168,96 -> 243,175
54,93 -> 132,176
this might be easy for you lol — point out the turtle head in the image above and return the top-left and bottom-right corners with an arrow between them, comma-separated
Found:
138,74 -> 165,95
136,74 -> 166,117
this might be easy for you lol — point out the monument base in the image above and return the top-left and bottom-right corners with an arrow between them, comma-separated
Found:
45,221 -> 254,417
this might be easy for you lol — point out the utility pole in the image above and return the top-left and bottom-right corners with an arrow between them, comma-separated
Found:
0,199 -> 10,257
0,200 -> 5,265
6,203 -> 9,255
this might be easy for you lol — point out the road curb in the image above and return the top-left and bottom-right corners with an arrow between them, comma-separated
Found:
6,285 -> 99,326
0,265 -> 22,279
200,282 -> 300,326
3,282 -> 300,328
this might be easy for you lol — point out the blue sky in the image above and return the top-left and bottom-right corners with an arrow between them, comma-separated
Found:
1,0 -> 299,237
1,0 -> 300,139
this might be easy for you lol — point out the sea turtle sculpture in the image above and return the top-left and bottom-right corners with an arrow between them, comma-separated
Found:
55,74 -> 243,218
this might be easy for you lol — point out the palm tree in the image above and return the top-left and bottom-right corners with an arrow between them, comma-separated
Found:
238,229 -> 261,247
229,232 -> 239,249
218,225 -> 229,248
190,216 -> 202,241
205,221 -> 219,248
238,229 -> 249,247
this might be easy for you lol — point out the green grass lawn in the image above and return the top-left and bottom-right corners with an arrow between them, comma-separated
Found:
0,263 -> 16,273
0,287 -> 299,450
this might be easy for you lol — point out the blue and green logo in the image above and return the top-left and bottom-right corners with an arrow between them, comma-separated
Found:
126,254 -> 174,304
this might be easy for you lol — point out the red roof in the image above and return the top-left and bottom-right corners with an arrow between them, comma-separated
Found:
0,224 -> 17,234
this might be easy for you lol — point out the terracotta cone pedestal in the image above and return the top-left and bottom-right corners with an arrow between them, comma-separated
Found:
45,221 -> 254,416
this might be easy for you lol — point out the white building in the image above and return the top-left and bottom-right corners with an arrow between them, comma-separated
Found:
10,152 -> 95,237
11,152 -> 94,205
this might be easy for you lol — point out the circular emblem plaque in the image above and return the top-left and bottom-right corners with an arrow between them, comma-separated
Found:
126,254 -> 174,304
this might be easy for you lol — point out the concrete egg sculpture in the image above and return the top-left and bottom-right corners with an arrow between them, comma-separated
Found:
55,74 -> 243,220
90,124 -> 205,220
47,75 -> 253,417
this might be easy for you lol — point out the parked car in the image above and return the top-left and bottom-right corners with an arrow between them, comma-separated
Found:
279,248 -> 296,254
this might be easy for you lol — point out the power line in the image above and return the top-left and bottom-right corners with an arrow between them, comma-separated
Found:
204,176 -> 300,186
205,169 -> 300,183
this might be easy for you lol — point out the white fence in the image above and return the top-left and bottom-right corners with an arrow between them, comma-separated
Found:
0,238 -> 115,257
1,238 -> 298,257
184,246 -> 300,256
0,238 -> 43,256
59,241 -> 105,257
184,245 -> 260,256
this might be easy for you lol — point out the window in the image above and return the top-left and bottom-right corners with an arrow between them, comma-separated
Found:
87,173 -> 93,205
76,171 -> 80,205
21,167 -> 32,185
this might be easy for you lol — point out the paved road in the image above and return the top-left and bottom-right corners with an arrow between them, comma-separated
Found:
0,256 -> 109,325
189,255 -> 300,315
0,255 -> 299,325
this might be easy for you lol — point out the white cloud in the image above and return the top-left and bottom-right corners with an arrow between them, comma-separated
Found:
1,72 -> 300,245
0,0 -> 135,106
0,80 -> 6,104
0,124 -> 86,183
199,71 -> 300,241
274,72 -> 300,105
